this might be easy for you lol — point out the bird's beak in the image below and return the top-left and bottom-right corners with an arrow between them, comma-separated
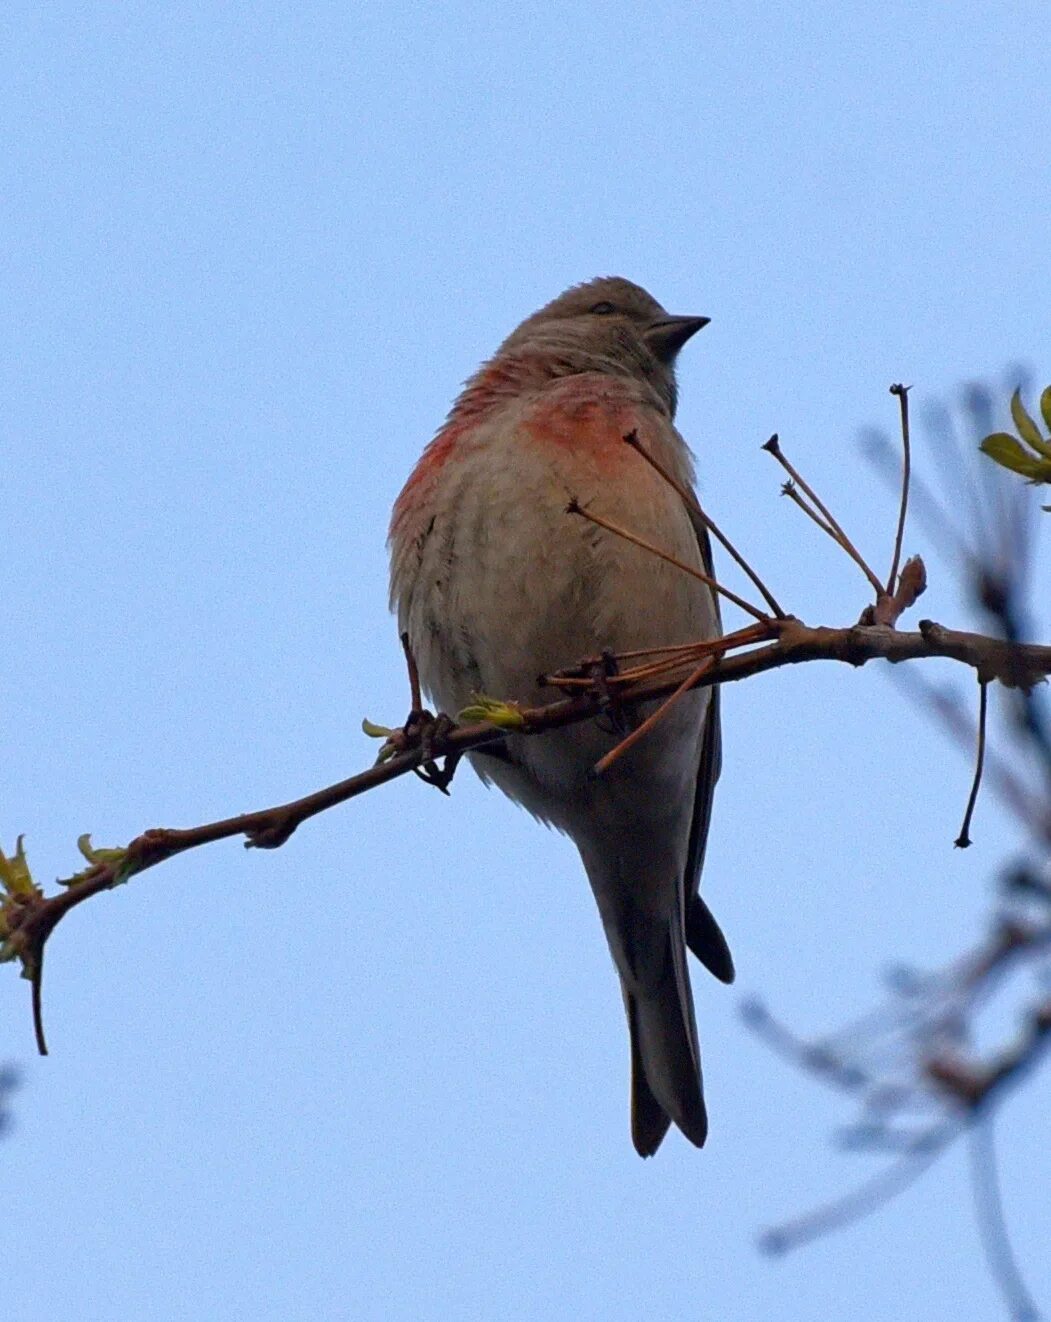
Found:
643,314 -> 710,362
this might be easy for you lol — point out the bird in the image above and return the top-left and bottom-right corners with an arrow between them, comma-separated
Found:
388,277 -> 733,1156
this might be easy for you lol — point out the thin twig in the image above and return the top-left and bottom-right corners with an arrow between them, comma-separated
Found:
781,481 -> 839,537
955,680 -> 989,848
31,949 -> 46,1055
545,656 -> 698,690
892,666 -> 1046,842
968,1120 -> 1042,1321
607,622 -> 775,684
622,431 -> 786,617
566,499 -> 769,622
599,640 -> 714,662
862,428 -> 971,569
887,384 -> 912,594
543,623 -> 773,687
592,658 -> 713,777
763,434 -> 885,597
759,1125 -> 957,1255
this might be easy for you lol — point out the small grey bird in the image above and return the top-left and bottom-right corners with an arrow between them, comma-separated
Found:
389,277 -> 733,1154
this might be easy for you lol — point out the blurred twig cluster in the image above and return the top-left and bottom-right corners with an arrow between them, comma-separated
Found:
748,376 -> 1051,1322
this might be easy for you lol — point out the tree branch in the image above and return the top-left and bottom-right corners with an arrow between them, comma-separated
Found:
5,612 -> 1051,1053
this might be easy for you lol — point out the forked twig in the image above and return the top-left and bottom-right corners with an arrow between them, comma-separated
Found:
614,623 -> 773,685
781,481 -> 839,537
540,623 -> 775,693
763,434 -> 885,596
595,640 -> 709,663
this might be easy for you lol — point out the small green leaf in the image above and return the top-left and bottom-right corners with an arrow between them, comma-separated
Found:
0,836 -> 39,899
1010,389 -> 1051,458
1041,385 -> 1051,433
76,834 -> 127,867
362,718 -> 404,765
459,693 -> 526,728
0,837 -> 43,965
56,835 -> 133,887
362,718 -> 398,739
979,433 -> 1051,480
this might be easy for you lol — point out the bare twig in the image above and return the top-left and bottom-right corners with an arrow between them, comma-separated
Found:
594,640 -> 713,663
6,617 -> 1051,1052
780,481 -> 839,537
592,658 -> 713,777
887,384 -> 912,594
892,666 -> 1046,840
610,628 -> 764,685
862,427 -> 971,569
955,680 -> 989,848
620,623 -> 771,673
623,430 -> 787,617
750,912 -> 1050,1303
763,434 -> 886,597
565,499 -> 769,622
969,1121 -> 1042,1322
759,1125 -> 957,1255
927,990 -> 1051,1109
540,623 -> 776,692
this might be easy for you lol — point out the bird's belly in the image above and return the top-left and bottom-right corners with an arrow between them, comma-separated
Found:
399,440 -> 714,821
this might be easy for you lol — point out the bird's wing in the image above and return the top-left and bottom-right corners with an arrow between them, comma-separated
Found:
683,510 -> 735,983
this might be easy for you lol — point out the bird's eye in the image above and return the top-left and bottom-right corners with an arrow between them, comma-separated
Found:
589,300 -> 616,315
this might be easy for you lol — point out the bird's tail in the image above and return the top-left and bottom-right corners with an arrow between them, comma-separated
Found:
619,908 -> 707,1157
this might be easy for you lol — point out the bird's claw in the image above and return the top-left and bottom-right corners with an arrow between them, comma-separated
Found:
403,710 -> 461,794
592,650 -> 634,736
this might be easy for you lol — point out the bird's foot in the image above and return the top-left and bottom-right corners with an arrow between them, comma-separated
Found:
592,650 -> 635,736
403,709 -> 461,794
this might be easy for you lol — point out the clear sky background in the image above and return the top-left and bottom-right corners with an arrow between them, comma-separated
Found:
3,4 -> 1050,1320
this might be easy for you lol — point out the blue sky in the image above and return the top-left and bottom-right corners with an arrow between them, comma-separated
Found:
3,4 -> 1050,1319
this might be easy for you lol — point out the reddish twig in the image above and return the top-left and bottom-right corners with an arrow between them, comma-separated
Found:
592,658 -> 714,777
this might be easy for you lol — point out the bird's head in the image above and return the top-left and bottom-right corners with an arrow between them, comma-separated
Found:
498,276 -> 709,416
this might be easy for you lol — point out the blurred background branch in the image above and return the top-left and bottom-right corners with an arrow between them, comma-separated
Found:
751,375 -> 1050,1321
